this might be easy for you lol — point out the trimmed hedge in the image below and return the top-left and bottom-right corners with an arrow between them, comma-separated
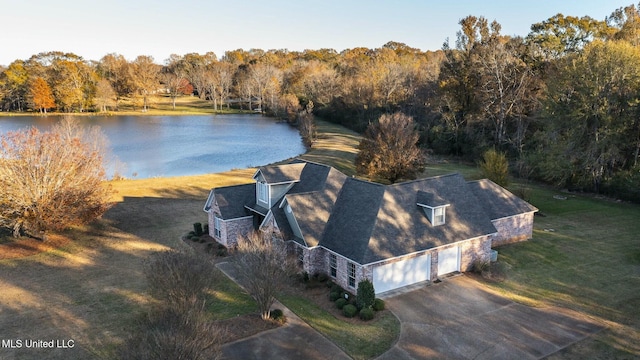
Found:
335,298 -> 348,310
359,307 -> 375,321
373,298 -> 385,311
342,304 -> 358,318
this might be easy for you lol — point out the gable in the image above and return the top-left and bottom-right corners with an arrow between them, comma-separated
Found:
254,163 -> 305,184
207,183 -> 255,219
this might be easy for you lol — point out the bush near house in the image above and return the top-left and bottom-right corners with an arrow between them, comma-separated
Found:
343,304 -> 358,318
356,280 -> 376,310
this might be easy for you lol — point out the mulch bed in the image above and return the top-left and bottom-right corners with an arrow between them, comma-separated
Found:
0,234 -> 70,260
216,314 -> 280,343
283,279 -> 388,325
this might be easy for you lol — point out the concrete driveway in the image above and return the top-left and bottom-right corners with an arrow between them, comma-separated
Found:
377,275 -> 604,360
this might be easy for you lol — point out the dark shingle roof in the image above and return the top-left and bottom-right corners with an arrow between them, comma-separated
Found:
255,163 -> 305,184
416,190 -> 449,207
362,174 -> 497,264
467,179 -> 538,220
212,183 -> 255,219
279,165 -> 348,246
320,179 -> 386,261
208,160 -> 536,266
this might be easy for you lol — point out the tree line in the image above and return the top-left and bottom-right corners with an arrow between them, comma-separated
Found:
2,3 -> 640,200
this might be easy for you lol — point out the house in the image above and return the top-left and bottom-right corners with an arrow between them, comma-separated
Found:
204,160 -> 537,295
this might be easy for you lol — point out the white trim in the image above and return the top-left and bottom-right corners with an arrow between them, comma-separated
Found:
220,215 -> 253,222
204,189 -> 216,212
416,203 -> 451,210
261,179 -> 301,186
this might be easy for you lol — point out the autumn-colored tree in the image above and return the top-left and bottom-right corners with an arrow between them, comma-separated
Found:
0,118 -> 113,238
355,112 -> 426,183
29,77 -> 55,113
97,53 -> 134,110
537,40 -> 640,191
94,78 -> 116,112
527,13 -> 613,59
0,60 -> 29,111
129,55 -> 160,111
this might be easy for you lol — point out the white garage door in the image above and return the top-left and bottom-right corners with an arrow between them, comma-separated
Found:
373,254 -> 431,294
438,246 -> 460,276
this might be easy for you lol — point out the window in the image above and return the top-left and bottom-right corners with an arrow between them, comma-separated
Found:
257,181 -> 269,204
347,262 -> 356,288
433,206 -> 446,226
214,216 -> 222,238
329,254 -> 337,278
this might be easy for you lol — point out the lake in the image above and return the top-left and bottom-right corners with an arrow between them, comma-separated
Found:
0,114 -> 305,179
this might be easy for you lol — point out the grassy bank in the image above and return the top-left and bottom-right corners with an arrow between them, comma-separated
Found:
0,114 -> 638,359
0,116 -> 369,359
0,95 -> 252,117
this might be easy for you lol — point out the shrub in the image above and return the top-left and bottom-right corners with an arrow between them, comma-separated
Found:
216,248 -> 227,257
117,305 -> 225,360
193,222 -> 203,236
356,279 -> 376,310
472,260 -> 490,274
190,236 -> 200,242
335,298 -> 348,310
359,307 -> 375,321
187,231 -> 196,237
373,298 -> 386,311
143,250 -> 217,311
299,271 -> 310,283
331,283 -> 343,294
203,223 -> 209,234
342,304 -> 358,318
329,291 -> 340,302
316,273 -> 328,282
269,308 -> 286,324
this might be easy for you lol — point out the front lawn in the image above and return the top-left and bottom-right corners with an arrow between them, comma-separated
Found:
279,292 -> 400,360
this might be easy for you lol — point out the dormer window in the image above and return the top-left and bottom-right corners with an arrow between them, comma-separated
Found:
416,190 -> 449,226
257,181 -> 269,205
433,206 -> 446,226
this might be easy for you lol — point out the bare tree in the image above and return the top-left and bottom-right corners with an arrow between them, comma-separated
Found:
232,231 -> 294,320
298,101 -> 316,147
0,117 -> 113,238
355,112 -> 426,183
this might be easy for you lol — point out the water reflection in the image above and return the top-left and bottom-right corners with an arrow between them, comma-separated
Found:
0,114 -> 304,178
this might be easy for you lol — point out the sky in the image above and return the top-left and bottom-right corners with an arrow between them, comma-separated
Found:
0,0 -> 633,66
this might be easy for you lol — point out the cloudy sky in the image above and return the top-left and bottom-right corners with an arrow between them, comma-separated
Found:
0,0 -> 631,65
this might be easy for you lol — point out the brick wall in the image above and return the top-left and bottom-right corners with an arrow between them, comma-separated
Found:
207,201 -> 253,247
459,235 -> 492,270
491,212 -> 535,247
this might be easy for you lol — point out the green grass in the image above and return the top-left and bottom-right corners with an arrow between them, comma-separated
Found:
279,293 -> 400,360
488,186 -> 640,358
207,268 -> 258,320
